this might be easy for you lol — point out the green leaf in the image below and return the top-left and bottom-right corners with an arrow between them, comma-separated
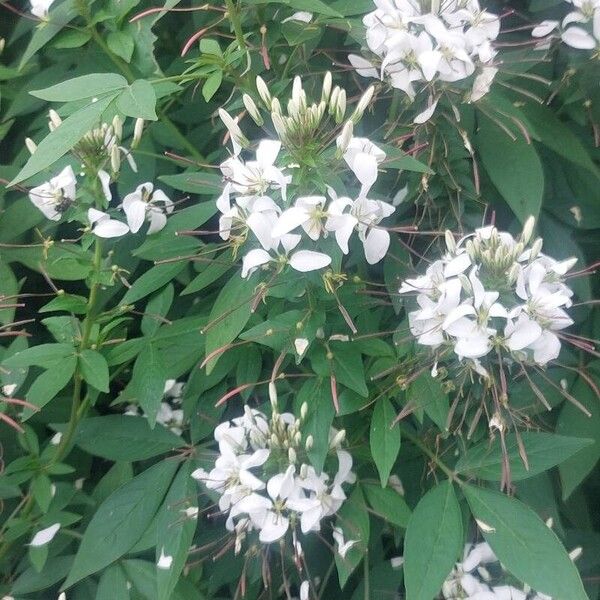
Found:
202,70 -> 223,103
0,261 -> 18,325
30,73 -> 128,102
120,262 -> 185,305
329,343 -> 368,397
379,143 -> 434,173
10,94 -> 116,186
116,80 -> 157,120
370,398 -> 401,486
63,460 -> 179,589
25,355 -> 77,417
3,342 -> 72,370
10,555 -> 73,595
463,484 -> 588,600
182,250 -> 233,295
204,274 -> 254,374
363,483 -> 411,528
156,462 -> 196,600
404,481 -> 463,600
520,103 -> 600,177
557,379 -> 600,499
298,377 -> 335,473
335,487 -> 370,587
127,344 -> 166,426
476,114 -> 544,224
39,294 -> 89,314
79,349 -> 110,393
20,0 -> 78,68
245,0 -> 343,17
74,415 -> 185,461
455,432 -> 594,482
96,564 -> 129,600
407,372 -> 449,431
141,285 -> 174,337
107,31 -> 135,63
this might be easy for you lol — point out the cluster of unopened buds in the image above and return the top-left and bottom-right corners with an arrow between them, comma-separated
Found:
399,217 -> 576,375
217,73 -> 396,278
349,0 -> 501,122
27,113 -> 173,238
532,0 -> 600,50
192,384 -> 356,556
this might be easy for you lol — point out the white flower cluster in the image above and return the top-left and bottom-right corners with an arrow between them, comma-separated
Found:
441,541 -> 554,599
191,387 -> 355,552
30,0 -> 54,19
126,379 -> 185,435
217,75 -> 395,278
532,0 -> 600,50
399,218 -> 576,372
349,0 -> 500,122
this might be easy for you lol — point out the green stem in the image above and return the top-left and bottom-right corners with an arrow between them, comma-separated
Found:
399,424 -> 461,485
224,0 -> 247,52
364,549 -> 370,600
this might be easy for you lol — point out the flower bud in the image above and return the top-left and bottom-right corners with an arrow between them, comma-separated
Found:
321,71 -> 332,103
287,98 -> 300,119
49,109 -> 62,129
25,137 -> 37,155
335,89 -> 346,124
520,215 -> 535,245
218,108 -> 249,149
270,97 -> 282,115
444,230 -> 456,253
507,263 -> 520,285
336,120 -> 353,156
269,381 -> 278,410
112,115 -> 123,142
110,144 -> 121,173
351,84 -> 375,124
242,93 -> 264,126
466,239 -> 476,260
300,402 -> 308,421
330,429 -> 346,448
288,447 -> 297,464
292,76 -> 303,107
271,112 -> 287,141
305,435 -> 314,451
132,118 -> 144,148
300,462 -> 309,477
530,237 -> 543,259
0,38 -> 5,55
329,86 -> 340,116
256,75 -> 271,106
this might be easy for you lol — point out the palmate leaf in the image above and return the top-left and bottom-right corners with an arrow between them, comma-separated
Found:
463,484 -> 588,600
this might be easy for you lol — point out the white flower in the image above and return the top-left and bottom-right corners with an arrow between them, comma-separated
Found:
28,166 -> 76,221
299,580 -> 310,600
470,67 -> 498,102
156,402 -> 184,435
272,196 -> 328,241
332,526 -> 358,558
343,138 -> 386,197
30,523 -> 60,547
122,183 -> 173,235
30,0 -> 54,19
88,208 -> 129,238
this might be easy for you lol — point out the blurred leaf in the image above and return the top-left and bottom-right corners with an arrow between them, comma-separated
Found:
464,484 -> 588,600
455,432 -> 594,481
74,415 -> 185,460
363,483 -> 411,528
404,480 -> 463,600
31,73 -> 128,102
370,398 -> 401,486
64,460 -> 178,589
117,80 -> 158,120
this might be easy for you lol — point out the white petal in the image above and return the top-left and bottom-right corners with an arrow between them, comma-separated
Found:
147,209 -> 168,235
444,253 -> 471,277
506,318 -> 542,350
157,548 -> 173,570
363,228 -> 390,264
288,250 -> 331,272
532,20 -> 559,37
256,139 -> 281,168
417,49 -> 442,81
414,99 -> 439,124
561,26 -> 596,49
123,198 -> 147,233
87,207 -> 106,224
98,170 -> 112,201
30,523 -> 60,547
93,219 -> 130,238
258,512 -> 289,543
272,207 -> 309,237
241,249 -> 271,278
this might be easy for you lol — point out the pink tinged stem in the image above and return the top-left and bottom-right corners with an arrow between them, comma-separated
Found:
330,375 -> 339,414
0,412 -> 24,433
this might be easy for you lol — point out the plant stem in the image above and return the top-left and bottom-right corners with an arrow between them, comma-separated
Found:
364,549 -> 370,600
224,0 -> 247,52
399,424 -> 462,485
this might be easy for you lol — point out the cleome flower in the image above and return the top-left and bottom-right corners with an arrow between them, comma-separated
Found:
214,74 -> 396,278
191,384 -> 355,554
28,165 -> 77,221
349,0 -> 501,121
532,0 -> 600,50
399,217 -> 576,370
